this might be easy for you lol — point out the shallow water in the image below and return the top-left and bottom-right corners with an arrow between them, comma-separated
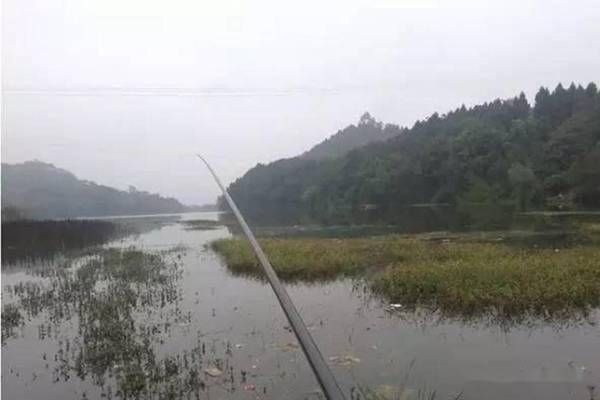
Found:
2,212 -> 599,399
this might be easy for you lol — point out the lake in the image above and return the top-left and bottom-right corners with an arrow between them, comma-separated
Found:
2,212 -> 599,400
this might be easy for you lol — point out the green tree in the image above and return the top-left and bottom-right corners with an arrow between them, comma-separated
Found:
508,163 -> 537,210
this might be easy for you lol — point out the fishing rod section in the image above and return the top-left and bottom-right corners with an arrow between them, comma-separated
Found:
196,154 -> 346,400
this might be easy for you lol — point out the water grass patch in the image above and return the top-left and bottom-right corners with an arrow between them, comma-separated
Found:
211,237 -> 418,280
211,236 -> 600,319
180,219 -> 222,231
372,243 -> 600,319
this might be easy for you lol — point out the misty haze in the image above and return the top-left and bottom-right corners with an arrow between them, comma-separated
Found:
2,1 -> 600,400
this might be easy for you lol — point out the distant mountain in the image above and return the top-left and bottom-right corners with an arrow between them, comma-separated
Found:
1,161 -> 187,219
301,112 -> 405,160
224,82 -> 600,223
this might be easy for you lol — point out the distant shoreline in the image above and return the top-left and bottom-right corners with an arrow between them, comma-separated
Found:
75,210 -> 225,221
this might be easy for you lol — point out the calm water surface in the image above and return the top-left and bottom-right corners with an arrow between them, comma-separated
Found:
2,212 -> 599,399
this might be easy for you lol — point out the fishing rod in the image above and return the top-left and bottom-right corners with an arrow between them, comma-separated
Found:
197,155 -> 346,400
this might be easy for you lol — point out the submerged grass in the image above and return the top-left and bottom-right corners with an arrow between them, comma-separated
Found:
2,247 -> 204,398
211,236 -> 600,319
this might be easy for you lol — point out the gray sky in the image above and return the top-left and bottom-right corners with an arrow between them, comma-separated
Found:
2,0 -> 599,204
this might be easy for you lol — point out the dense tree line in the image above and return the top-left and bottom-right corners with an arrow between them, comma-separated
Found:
301,112 -> 406,160
223,82 -> 600,223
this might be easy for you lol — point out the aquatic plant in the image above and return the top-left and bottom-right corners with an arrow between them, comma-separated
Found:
1,303 -> 23,342
212,236 -> 600,319
1,247 -> 216,398
211,236 -> 409,281
351,359 -> 462,400
180,219 -> 222,231
372,242 -> 600,319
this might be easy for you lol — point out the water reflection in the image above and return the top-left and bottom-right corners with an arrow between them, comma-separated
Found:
1,215 -> 182,267
1,220 -> 120,266
231,202 -> 600,234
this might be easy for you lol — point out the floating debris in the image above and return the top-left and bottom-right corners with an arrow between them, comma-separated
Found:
384,303 -> 403,312
275,342 -> 300,352
242,383 -> 256,391
204,366 -> 223,377
328,354 -> 361,367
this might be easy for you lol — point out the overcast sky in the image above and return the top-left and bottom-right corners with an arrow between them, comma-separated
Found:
2,0 -> 599,204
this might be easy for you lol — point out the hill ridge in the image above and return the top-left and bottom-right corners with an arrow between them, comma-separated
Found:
223,82 -> 600,223
2,160 -> 188,220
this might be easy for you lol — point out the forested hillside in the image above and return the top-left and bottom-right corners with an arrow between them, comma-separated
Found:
301,112 -> 405,160
1,161 -> 187,219
224,83 -> 600,223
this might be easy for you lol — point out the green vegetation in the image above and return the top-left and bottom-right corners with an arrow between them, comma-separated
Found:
212,237 -> 398,280
224,82 -> 600,224
372,243 -> 600,319
1,304 -> 23,343
212,235 -> 600,319
302,112 -> 405,160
